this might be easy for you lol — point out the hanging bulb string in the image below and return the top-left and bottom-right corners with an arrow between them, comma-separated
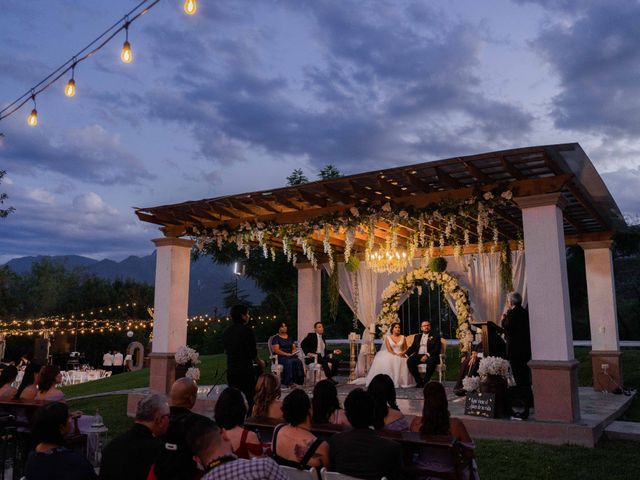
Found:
0,0 -> 160,121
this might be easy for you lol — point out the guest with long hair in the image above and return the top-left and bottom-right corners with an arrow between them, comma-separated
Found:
0,365 -> 18,399
367,373 -> 409,431
35,365 -> 65,401
252,373 -> 283,419
14,362 -> 42,401
24,402 -> 97,479
215,387 -> 262,459
311,379 -> 348,425
410,382 -> 475,478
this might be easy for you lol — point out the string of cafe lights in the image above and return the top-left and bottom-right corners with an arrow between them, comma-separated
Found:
0,0 -> 198,126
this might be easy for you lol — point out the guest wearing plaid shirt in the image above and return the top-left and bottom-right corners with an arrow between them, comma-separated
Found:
186,416 -> 287,480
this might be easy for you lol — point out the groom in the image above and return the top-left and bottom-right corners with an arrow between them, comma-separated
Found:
406,320 -> 442,387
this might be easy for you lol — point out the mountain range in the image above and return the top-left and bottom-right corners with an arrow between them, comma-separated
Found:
3,253 -> 264,315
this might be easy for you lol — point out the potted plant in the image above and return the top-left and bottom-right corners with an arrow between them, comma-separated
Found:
478,356 -> 511,416
174,346 -> 200,379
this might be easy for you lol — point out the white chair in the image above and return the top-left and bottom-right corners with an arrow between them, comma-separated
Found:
280,465 -> 317,480
304,352 -> 325,386
267,335 -> 284,380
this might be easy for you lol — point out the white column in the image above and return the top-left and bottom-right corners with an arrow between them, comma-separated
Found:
581,241 -> 619,351
517,193 -> 574,361
152,237 -> 194,353
297,266 -> 321,344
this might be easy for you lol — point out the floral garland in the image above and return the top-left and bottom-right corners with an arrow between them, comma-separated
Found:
188,188 -> 520,271
376,266 -> 474,354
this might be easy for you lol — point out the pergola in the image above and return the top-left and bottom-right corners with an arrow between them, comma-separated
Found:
137,143 -> 625,424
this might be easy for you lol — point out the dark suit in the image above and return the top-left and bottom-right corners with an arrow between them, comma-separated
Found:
329,428 -> 404,480
406,332 -> 442,386
300,332 -> 340,378
223,321 -> 259,409
100,423 -> 161,480
502,305 -> 532,414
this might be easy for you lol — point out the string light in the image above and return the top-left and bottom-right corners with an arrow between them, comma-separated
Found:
184,0 -> 197,15
121,20 -> 133,63
27,94 -> 37,126
65,61 -> 77,97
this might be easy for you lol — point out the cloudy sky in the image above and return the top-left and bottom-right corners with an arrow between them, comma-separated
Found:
1,0 -> 639,263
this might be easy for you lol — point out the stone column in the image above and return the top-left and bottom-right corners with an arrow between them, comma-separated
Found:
297,265 -> 321,344
516,193 -> 580,422
580,241 -> 622,392
149,237 -> 194,393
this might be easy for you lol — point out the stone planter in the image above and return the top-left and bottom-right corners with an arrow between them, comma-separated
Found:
480,374 -> 509,417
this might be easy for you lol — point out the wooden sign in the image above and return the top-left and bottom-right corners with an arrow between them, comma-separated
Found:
464,392 -> 496,418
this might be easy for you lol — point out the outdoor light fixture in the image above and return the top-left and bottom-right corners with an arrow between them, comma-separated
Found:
121,21 -> 133,63
27,94 -> 38,126
65,63 -> 76,97
184,0 -> 197,15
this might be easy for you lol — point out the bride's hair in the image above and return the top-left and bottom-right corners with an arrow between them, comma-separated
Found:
389,322 -> 401,334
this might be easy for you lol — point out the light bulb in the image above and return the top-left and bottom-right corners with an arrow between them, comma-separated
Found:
184,0 -> 197,15
27,109 -> 38,126
121,40 -> 133,63
65,78 -> 76,97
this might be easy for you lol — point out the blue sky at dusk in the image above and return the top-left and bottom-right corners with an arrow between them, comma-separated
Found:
1,0 -> 639,263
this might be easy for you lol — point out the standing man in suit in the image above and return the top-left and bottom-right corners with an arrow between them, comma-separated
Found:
301,322 -> 341,383
406,320 -> 442,388
222,305 -> 265,411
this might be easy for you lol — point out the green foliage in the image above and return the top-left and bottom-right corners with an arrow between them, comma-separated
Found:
328,267 -> 339,321
286,168 -> 309,185
345,256 -> 360,272
428,256 -> 447,273
614,224 -> 640,258
221,280 -> 251,308
318,164 -> 342,180
499,241 -> 513,292
0,170 -> 14,218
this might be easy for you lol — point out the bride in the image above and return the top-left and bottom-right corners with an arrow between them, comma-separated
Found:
364,322 -> 413,388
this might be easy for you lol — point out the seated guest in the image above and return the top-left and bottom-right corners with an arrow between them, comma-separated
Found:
272,389 -> 330,470
154,378 -> 207,480
301,322 -> 341,383
410,382 -> 475,477
368,374 -> 409,431
270,322 -> 304,386
186,416 -> 287,480
35,365 -> 65,401
0,365 -> 18,399
14,362 -> 42,401
215,387 -> 262,459
311,379 -> 348,425
24,402 -> 97,480
100,393 -> 170,480
252,373 -> 283,419
329,388 -> 404,480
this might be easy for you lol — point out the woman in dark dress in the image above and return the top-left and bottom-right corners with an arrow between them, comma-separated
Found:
270,322 -> 305,386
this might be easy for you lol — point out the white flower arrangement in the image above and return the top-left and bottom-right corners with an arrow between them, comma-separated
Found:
186,367 -> 201,382
175,345 -> 201,366
478,356 -> 511,379
462,376 -> 480,392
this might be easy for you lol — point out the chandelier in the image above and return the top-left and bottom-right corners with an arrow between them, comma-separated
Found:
365,246 -> 411,273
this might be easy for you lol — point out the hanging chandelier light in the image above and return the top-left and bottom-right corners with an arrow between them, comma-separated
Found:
365,246 -> 411,273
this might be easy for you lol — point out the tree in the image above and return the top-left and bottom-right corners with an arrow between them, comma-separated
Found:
318,164 -> 342,180
221,280 -> 251,308
286,168 -> 308,185
0,170 -> 14,218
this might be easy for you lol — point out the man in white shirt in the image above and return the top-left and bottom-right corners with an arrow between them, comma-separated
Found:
300,322 -> 341,383
406,320 -> 442,387
103,351 -> 114,372
113,350 -> 124,374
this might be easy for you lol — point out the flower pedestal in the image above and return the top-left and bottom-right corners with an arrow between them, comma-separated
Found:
480,374 -> 509,417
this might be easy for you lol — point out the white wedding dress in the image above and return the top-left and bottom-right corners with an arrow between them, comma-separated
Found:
364,334 -> 413,388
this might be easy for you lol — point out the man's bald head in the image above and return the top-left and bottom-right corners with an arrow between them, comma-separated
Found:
170,377 -> 198,409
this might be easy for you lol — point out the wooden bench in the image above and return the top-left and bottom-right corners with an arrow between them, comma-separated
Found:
245,416 -> 472,480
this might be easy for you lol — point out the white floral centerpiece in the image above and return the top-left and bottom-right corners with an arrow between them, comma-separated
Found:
478,356 -> 511,379
186,367 -> 201,382
175,345 -> 201,366
462,376 -> 480,393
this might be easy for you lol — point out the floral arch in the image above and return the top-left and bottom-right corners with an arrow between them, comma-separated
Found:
376,266 -> 474,354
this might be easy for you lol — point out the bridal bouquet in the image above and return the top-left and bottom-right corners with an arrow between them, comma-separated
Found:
175,345 -> 201,366
478,356 -> 511,379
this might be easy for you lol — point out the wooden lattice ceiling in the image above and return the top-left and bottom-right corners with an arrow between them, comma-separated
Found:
135,143 -> 624,254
